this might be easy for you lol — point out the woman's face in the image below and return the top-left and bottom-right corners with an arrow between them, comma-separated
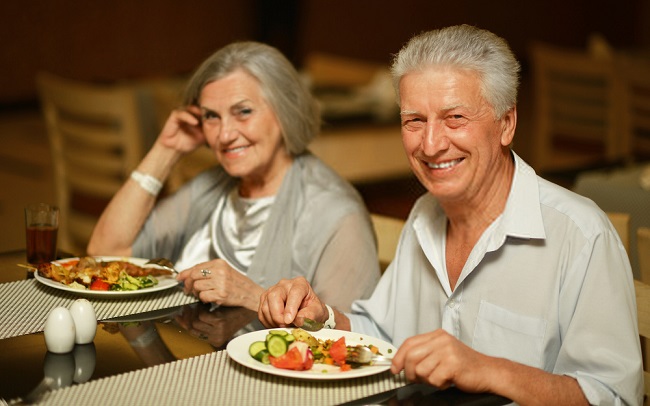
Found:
199,69 -> 292,197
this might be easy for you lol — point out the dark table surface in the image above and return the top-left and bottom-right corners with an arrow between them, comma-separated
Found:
0,250 -> 510,405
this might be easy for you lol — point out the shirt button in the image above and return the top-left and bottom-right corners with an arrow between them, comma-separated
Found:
448,299 -> 456,308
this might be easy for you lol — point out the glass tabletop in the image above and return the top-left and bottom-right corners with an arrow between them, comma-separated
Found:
0,301 -> 259,401
0,250 -> 511,405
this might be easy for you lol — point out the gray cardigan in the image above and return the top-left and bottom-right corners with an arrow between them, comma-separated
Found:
133,153 -> 380,311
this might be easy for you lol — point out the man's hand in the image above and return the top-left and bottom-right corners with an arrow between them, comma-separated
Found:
391,329 -> 493,392
258,277 -> 327,328
391,329 -> 589,405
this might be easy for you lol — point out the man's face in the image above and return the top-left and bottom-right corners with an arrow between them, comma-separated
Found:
399,66 -> 515,207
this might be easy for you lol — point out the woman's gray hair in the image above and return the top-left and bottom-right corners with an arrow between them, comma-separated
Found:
183,41 -> 320,155
390,25 -> 520,118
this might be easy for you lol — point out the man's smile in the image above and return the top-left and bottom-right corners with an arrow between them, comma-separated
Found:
425,158 -> 463,169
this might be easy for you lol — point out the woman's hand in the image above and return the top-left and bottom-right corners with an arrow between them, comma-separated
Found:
176,259 -> 265,311
258,277 -> 327,328
157,106 -> 206,154
174,303 -> 257,349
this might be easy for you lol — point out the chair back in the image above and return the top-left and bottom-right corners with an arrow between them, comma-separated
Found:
619,54 -> 650,162
529,42 -> 625,172
36,72 -> 144,254
606,211 -> 631,254
635,279 -> 650,405
370,214 -> 405,272
638,227 -> 650,284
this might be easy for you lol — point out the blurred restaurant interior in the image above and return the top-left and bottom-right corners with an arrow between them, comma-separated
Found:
1,0 -> 649,278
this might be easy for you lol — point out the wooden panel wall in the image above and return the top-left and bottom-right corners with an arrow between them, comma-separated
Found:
0,0 -> 647,106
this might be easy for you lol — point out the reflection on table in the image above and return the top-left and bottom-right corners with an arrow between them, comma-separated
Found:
0,250 -> 510,405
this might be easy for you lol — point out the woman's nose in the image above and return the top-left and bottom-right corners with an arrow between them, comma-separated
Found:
217,120 -> 239,143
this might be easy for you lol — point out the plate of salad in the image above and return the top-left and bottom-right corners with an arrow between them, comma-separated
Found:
34,256 -> 180,298
226,328 -> 397,380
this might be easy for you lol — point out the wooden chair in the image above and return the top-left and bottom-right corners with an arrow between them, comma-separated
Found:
619,54 -> 650,162
607,211 -> 631,254
638,227 -> 650,284
370,213 -> 405,272
529,42 -> 625,173
637,226 -> 650,405
36,72 -> 144,255
635,279 -> 650,405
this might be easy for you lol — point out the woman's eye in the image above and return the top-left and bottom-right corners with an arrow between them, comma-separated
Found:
238,107 -> 253,116
202,111 -> 218,121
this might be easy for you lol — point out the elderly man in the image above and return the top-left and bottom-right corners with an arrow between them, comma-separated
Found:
258,25 -> 642,405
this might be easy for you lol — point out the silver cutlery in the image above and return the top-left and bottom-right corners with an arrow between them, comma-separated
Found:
346,345 -> 393,365
144,257 -> 178,274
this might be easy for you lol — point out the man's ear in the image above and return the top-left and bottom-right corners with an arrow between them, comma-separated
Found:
500,106 -> 517,147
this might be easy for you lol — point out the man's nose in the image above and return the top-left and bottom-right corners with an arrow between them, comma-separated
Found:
422,121 -> 450,154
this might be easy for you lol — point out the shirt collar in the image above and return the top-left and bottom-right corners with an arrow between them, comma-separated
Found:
412,151 -> 547,244
499,151 -> 546,240
413,151 -> 547,246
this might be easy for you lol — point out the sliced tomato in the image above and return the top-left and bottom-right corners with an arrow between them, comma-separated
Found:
290,341 -> 314,370
329,336 -> 347,366
89,278 -> 111,291
269,347 -> 305,370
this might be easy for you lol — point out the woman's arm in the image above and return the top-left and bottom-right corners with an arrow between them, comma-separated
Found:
87,109 -> 205,256
310,212 -> 381,312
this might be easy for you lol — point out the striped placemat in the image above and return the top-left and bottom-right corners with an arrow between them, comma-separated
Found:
35,350 -> 408,405
0,279 -> 198,339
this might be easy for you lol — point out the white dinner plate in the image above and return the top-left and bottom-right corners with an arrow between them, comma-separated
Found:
226,328 -> 396,380
34,256 -> 181,298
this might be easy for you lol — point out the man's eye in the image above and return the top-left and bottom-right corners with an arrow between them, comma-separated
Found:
447,115 -> 467,128
402,117 -> 422,126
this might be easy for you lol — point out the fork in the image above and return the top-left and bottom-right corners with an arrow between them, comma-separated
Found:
144,257 -> 178,274
346,345 -> 393,365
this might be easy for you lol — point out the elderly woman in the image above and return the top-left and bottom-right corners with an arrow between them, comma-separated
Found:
87,42 -> 380,312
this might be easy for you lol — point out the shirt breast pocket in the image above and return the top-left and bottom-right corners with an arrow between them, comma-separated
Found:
472,300 -> 547,368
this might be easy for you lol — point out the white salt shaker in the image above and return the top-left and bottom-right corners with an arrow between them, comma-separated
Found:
44,307 -> 76,354
69,299 -> 97,344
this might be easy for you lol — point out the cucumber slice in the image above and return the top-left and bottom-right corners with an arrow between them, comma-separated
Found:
255,350 -> 270,364
249,341 -> 267,358
268,330 -> 288,336
266,334 -> 288,357
284,334 -> 295,344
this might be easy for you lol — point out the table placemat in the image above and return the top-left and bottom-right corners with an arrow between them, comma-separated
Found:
0,279 -> 198,339
36,349 -> 409,405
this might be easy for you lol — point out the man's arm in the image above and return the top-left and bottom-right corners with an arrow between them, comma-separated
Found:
391,329 -> 588,406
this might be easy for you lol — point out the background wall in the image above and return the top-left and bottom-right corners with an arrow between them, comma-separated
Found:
1,0 -> 648,106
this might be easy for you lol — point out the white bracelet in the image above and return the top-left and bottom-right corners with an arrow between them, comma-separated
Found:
324,304 -> 336,329
130,171 -> 163,196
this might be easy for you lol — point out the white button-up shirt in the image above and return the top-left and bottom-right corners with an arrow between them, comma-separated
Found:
348,152 -> 642,405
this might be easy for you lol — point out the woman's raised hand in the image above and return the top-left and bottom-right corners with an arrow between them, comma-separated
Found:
158,106 -> 206,154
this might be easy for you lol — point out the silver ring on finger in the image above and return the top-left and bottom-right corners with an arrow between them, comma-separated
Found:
201,269 -> 211,277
